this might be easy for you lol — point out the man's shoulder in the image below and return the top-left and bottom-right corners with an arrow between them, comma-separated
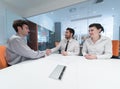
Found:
72,39 -> 79,43
9,35 -> 21,42
61,39 -> 66,42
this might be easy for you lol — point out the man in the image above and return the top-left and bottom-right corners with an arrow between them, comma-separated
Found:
6,19 -> 45,65
46,28 -> 80,56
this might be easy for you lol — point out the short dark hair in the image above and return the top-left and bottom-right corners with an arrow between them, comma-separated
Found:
66,27 -> 75,37
89,23 -> 104,32
13,19 -> 28,32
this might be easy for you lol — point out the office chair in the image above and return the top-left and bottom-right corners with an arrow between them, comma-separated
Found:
112,40 -> 120,58
0,45 -> 8,69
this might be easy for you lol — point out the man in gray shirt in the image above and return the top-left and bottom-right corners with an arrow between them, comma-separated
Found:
6,19 -> 45,65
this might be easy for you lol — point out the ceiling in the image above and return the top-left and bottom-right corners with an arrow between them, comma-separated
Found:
1,0 -> 87,17
27,0 -> 120,22
1,0 -> 120,23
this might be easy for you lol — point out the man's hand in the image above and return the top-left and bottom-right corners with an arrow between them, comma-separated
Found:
46,49 -> 51,56
84,54 -> 97,59
61,51 -> 68,56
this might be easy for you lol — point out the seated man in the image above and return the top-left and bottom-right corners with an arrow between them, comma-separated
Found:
6,19 -> 45,65
46,28 -> 80,56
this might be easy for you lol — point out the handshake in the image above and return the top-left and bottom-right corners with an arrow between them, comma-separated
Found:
46,49 -> 52,56
46,49 -> 68,56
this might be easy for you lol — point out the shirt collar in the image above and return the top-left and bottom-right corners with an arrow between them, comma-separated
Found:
89,35 -> 107,44
65,38 -> 73,42
16,33 -> 24,39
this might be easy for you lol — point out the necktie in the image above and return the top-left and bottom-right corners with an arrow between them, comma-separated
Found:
65,41 -> 69,51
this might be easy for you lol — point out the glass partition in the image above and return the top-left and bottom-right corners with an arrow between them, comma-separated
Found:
27,0 -> 120,49
38,25 -> 55,50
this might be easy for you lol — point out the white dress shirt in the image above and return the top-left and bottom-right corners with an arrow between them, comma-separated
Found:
51,38 -> 80,56
82,36 -> 112,59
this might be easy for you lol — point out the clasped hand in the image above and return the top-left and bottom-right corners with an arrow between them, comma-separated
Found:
84,54 -> 97,59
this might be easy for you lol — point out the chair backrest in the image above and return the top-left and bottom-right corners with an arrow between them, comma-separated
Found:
112,40 -> 119,57
119,41 -> 120,55
0,45 -> 8,69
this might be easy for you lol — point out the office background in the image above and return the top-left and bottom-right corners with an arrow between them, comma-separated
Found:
0,0 -> 120,49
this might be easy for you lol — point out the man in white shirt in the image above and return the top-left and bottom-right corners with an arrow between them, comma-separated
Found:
46,28 -> 80,56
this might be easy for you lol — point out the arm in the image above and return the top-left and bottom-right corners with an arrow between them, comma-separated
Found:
96,39 -> 112,59
9,38 -> 45,59
82,40 -> 97,59
82,40 -> 87,56
51,42 -> 61,53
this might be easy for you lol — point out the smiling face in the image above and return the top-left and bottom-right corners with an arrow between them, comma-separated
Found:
88,26 -> 101,38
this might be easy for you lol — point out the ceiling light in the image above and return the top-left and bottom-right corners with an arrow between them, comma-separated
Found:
69,8 -> 76,13
71,15 -> 102,21
50,12 -> 54,14
112,8 -> 115,10
93,11 -> 97,14
95,0 -> 104,4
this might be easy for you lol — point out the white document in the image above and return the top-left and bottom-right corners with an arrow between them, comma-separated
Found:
49,65 -> 66,80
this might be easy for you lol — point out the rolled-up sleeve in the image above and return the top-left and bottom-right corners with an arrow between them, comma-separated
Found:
51,42 -> 61,53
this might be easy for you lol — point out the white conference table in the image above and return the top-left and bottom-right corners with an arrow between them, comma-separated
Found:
0,54 -> 120,89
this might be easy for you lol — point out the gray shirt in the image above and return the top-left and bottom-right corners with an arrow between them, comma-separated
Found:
82,36 -> 112,59
6,34 -> 45,65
